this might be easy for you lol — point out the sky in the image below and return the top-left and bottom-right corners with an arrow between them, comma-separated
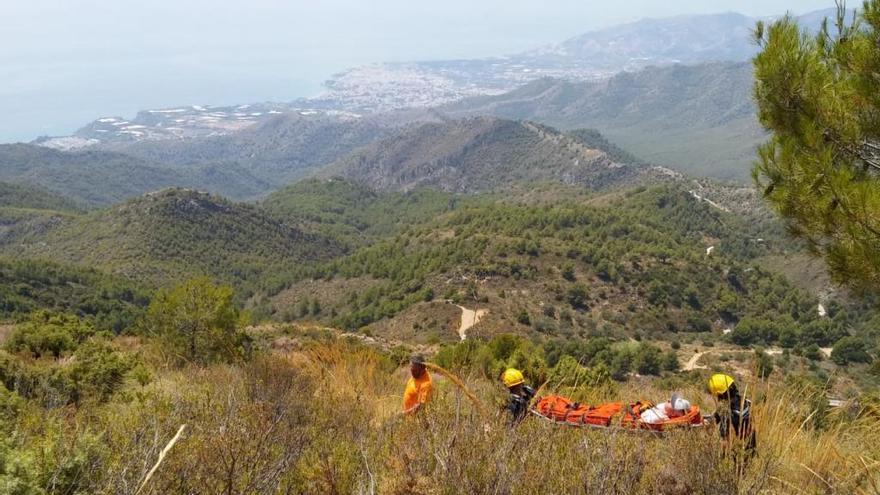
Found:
0,0 -> 832,143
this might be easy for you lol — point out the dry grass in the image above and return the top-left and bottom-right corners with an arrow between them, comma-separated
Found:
15,340 -> 877,494
0,322 -> 15,344
274,343 -> 880,493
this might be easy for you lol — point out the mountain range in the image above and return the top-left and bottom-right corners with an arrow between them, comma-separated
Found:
314,9 -> 836,112
12,8 -> 845,187
440,62 -> 760,180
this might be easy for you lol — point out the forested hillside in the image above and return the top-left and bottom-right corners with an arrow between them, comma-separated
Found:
440,62 -> 762,181
263,185 -> 874,356
103,113 -> 391,187
263,178 -> 465,248
0,189 -> 339,291
0,144 -> 269,205
321,117 -> 649,192
0,181 -> 81,212
0,258 -> 148,332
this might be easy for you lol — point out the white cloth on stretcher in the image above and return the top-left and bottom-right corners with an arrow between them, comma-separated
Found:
640,397 -> 692,424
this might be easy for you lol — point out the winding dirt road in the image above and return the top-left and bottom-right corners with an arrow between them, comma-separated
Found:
683,346 -> 832,371
684,351 -> 710,371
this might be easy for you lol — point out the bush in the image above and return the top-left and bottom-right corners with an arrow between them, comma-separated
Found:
755,349 -> 774,378
634,345 -> 662,376
831,337 -> 872,366
610,352 -> 632,381
803,344 -> 823,361
4,312 -> 95,359
68,340 -> 133,403
566,285 -> 589,311
662,350 -> 680,372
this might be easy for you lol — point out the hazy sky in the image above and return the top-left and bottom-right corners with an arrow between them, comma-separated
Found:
1,0 -> 832,142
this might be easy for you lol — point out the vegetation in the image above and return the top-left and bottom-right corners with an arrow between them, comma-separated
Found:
0,181 -> 81,212
321,117 -> 641,193
4,311 -> 99,358
263,178 -> 464,248
0,313 -> 134,408
0,144 -> 195,206
0,189 -> 339,293
269,185 -> 845,351
144,278 -> 246,364
753,4 -> 880,296
0,327 -> 877,494
0,258 -> 148,332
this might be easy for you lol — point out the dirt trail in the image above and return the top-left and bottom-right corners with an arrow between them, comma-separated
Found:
456,305 -> 487,341
684,346 -> 815,372
684,351 -> 710,371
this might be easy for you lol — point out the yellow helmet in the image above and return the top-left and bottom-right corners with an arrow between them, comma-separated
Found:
708,374 -> 735,396
502,368 -> 524,388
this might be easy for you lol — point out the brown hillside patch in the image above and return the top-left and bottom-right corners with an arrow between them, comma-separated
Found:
0,323 -> 14,344
757,253 -> 833,297
271,276 -> 376,314
363,301 -> 461,344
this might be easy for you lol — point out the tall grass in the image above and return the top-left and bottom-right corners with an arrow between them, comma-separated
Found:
6,340 -> 878,494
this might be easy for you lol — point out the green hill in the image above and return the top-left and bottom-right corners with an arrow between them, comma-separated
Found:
0,181 -> 81,212
440,62 -> 762,182
0,257 -> 148,332
263,184 -> 861,350
263,177 -> 467,248
0,144 -> 269,206
1,188 -> 340,289
320,117 -> 647,193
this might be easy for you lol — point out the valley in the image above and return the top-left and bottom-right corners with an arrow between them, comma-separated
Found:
0,4 -> 878,493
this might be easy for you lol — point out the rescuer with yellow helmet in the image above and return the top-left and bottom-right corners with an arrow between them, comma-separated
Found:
708,373 -> 756,453
502,368 -> 535,425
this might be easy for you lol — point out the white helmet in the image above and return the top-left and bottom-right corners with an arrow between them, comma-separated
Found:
671,393 -> 691,412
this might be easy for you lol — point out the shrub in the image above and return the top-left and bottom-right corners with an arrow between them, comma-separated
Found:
803,344 -> 823,361
634,345 -> 663,376
831,337 -> 872,366
755,349 -> 774,379
662,350 -> 680,372
566,285 -> 589,311
4,312 -> 95,359
68,340 -> 133,403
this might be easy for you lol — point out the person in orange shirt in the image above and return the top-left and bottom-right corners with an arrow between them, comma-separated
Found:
402,354 -> 433,414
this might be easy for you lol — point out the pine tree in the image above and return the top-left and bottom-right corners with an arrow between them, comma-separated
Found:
752,1 -> 880,295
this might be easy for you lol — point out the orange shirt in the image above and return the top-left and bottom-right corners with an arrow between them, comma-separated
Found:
402,372 -> 433,413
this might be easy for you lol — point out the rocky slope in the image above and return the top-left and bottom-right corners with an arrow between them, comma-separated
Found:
320,117 -> 654,193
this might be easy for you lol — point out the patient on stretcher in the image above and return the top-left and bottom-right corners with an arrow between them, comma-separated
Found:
640,393 -> 692,424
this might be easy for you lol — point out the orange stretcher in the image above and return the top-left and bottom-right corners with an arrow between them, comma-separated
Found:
532,395 -> 709,433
